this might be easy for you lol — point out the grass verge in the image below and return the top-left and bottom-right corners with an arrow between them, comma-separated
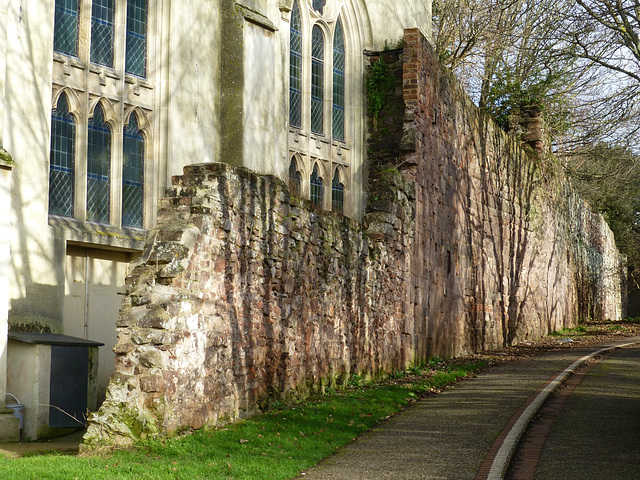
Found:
0,361 -> 484,480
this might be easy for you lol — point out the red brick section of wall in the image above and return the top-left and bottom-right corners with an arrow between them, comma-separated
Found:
83,30 -> 623,448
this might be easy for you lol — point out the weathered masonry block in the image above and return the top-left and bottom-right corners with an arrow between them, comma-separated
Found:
84,30 -> 624,448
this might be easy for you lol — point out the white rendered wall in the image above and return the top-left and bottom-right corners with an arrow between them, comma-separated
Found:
5,0 -> 61,330
163,0 -> 221,179
0,167 -> 11,410
358,0 -> 432,50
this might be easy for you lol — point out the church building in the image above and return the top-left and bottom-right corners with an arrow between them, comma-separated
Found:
0,0 -> 432,442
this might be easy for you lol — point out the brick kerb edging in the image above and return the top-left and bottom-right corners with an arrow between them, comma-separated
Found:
478,338 -> 640,480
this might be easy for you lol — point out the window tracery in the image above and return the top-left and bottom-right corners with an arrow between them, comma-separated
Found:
50,1 -> 153,230
288,0 -> 358,215
87,103 -> 112,224
49,93 -> 76,217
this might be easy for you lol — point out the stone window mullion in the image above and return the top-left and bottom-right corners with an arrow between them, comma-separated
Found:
111,111 -> 124,228
78,0 -> 92,65
113,0 -> 127,76
75,100 -> 89,222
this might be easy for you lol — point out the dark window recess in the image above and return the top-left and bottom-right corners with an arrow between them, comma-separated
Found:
49,345 -> 89,428
310,164 -> 323,206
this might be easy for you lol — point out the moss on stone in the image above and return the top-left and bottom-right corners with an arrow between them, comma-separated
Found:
0,147 -> 16,168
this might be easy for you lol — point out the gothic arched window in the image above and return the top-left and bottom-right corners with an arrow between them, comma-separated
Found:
311,26 -> 324,134
288,4 -> 361,217
122,113 -> 145,228
310,163 -> 323,206
49,93 -> 75,217
331,170 -> 344,214
87,103 -> 111,223
332,19 -> 345,140
290,0 -> 303,128
289,156 -> 302,196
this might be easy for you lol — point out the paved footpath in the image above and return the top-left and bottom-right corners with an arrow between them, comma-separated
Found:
295,338 -> 640,480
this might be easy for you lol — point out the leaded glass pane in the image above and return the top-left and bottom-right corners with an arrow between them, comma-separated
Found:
122,115 -> 144,228
126,0 -> 148,77
49,94 -> 75,217
91,0 -> 114,67
332,170 -> 344,214
311,26 -> 324,134
310,164 -> 323,207
54,0 -> 79,56
289,1 -> 302,128
87,104 -> 111,223
289,157 -> 301,196
332,19 -> 346,140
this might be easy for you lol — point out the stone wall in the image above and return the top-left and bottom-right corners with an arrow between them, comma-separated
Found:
83,29 -> 624,447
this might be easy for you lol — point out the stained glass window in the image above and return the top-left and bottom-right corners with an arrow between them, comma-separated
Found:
311,26 -> 324,134
332,170 -> 344,214
49,94 -> 75,217
332,19 -> 345,140
87,104 -> 111,223
289,157 -> 302,196
91,0 -> 115,67
54,0 -> 79,57
310,163 -> 323,206
122,114 -> 144,228
126,0 -> 148,77
289,1 -> 303,128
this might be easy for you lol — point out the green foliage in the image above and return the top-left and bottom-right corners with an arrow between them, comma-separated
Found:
566,143 -> 640,290
0,361 -> 485,479
366,59 -> 395,122
482,63 -> 572,138
549,325 -> 587,336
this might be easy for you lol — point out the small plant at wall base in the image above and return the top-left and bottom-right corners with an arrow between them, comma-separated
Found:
367,58 -> 395,130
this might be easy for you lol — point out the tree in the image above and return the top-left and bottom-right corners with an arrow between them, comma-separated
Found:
433,0 -> 589,141
564,144 -> 640,291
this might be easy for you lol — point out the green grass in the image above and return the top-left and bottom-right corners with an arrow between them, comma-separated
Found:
0,361 -> 485,479
549,325 -> 587,336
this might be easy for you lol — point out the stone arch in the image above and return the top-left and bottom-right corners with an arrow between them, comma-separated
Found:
88,97 -> 118,131
52,86 -> 82,123
124,106 -> 153,158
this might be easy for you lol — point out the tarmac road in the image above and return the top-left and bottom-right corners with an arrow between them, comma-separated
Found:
534,345 -> 640,480
295,338 -> 640,480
